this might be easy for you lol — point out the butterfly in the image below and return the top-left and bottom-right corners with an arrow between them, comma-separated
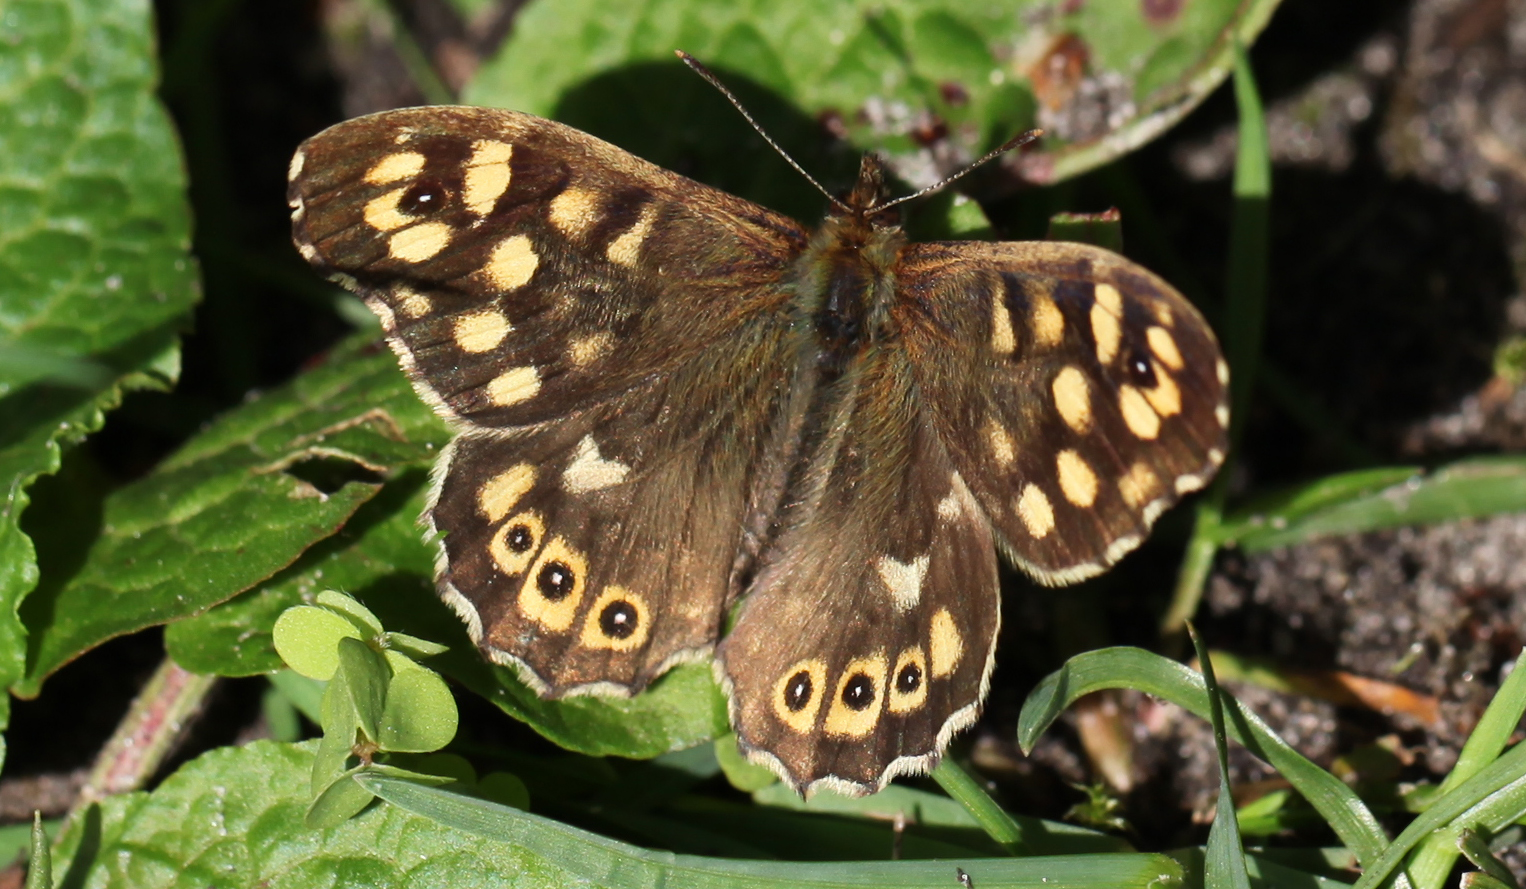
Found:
286,71 -> 1228,796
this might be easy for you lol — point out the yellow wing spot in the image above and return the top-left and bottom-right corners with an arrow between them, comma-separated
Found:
482,234 -> 539,289
1119,461 -> 1161,509
1216,358 -> 1230,385
1032,293 -> 1065,347
1017,484 -> 1055,539
1090,283 -> 1123,365
489,510 -> 545,576
1056,449 -> 1098,507
453,308 -> 511,353
478,463 -> 537,521
388,221 -> 453,262
568,332 -> 613,366
395,286 -> 432,319
364,151 -> 425,184
561,435 -> 631,494
1143,363 -> 1181,417
991,296 -> 1016,355
929,608 -> 963,678
487,366 -> 541,407
823,654 -> 888,739
1215,404 -> 1230,428
1147,326 -> 1184,370
1154,302 -> 1174,326
516,536 -> 588,632
549,186 -> 602,238
772,659 -> 827,734
607,203 -> 660,267
1052,366 -> 1093,433
579,586 -> 650,651
1118,385 -> 1161,439
985,420 -> 1016,467
887,647 -> 930,714
363,188 -> 411,232
463,140 -> 514,216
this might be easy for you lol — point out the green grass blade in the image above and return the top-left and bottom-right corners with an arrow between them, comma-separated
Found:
1017,647 -> 1388,867
1406,649 -> 1526,889
931,758 -> 1024,855
1190,629 -> 1253,889
364,774 -> 1186,888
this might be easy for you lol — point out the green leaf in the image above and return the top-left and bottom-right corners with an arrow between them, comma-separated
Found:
306,766 -> 376,829
19,344 -> 441,695
1017,647 -> 1390,869
377,658 -> 458,753
1457,829 -> 1522,889
714,732 -> 778,793
468,0 -> 1283,209
1219,456 -> 1526,552
331,637 -> 388,743
316,588 -> 385,635
367,773 -> 1187,888
25,813 -> 49,889
272,605 -> 366,681
1190,632 -> 1251,889
1,0 -> 200,759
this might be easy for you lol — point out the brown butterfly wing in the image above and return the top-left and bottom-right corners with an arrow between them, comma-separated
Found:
896,240 -> 1229,584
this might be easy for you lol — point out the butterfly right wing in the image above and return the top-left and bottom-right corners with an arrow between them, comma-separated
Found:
289,106 -> 811,695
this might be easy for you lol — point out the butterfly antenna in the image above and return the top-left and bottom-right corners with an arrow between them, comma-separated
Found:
675,50 -> 849,212
875,128 -> 1044,212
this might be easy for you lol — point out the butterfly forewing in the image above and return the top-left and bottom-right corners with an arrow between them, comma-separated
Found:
289,106 -> 807,430
896,240 -> 1229,584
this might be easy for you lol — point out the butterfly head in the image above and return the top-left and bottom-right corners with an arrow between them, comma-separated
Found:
836,154 -> 904,232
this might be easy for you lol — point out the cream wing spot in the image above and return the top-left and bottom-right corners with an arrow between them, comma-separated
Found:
487,366 -> 541,407
1017,484 -> 1055,539
549,186 -> 602,238
1215,404 -> 1230,427
1056,450 -> 1098,507
1118,385 -> 1161,439
888,647 -> 930,714
288,149 -> 305,181
1033,293 -> 1065,347
876,554 -> 930,612
568,332 -> 613,366
1147,326 -> 1184,370
395,286 -> 432,319
1090,283 -> 1123,365
388,222 -> 453,262
774,659 -> 827,734
363,188 -> 411,232
453,309 -> 511,353
1052,366 -> 1093,433
607,203 -> 660,267
478,464 -> 537,522
985,420 -> 1016,467
929,609 -> 963,678
517,537 -> 587,632
489,510 -> 545,576
991,296 -> 1016,355
1217,358 -> 1230,385
482,235 -> 539,289
364,151 -> 425,184
463,140 -> 514,216
561,435 -> 631,494
823,654 -> 888,739
1143,364 -> 1181,417
1119,461 -> 1161,509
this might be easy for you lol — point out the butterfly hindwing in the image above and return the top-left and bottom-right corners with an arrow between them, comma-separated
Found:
896,240 -> 1229,584
717,348 -> 1000,793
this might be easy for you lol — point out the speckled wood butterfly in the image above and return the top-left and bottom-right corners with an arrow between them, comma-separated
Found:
287,75 -> 1228,795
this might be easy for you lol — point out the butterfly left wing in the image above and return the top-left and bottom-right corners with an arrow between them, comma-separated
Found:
717,347 -> 1001,795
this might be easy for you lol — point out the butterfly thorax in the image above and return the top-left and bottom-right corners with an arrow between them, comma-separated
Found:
801,155 -> 906,372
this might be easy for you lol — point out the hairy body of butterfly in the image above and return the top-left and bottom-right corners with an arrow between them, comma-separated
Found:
288,105 -> 1229,796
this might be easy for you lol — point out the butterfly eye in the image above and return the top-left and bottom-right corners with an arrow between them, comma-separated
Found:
537,560 -> 576,601
1125,349 -> 1157,388
399,179 -> 449,215
783,670 -> 814,712
598,599 -> 639,640
505,523 -> 535,553
895,662 -> 922,694
841,673 -> 876,711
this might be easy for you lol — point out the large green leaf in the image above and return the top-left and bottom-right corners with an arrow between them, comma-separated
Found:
0,0 -> 199,759
17,345 -> 442,694
468,0 -> 1281,217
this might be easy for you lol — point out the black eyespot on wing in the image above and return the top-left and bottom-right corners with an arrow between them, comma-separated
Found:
400,179 -> 449,215
1126,348 -> 1156,387
895,662 -> 922,695
784,671 -> 813,712
842,673 -> 875,711
506,524 -> 534,553
598,599 -> 638,640
538,561 -> 575,601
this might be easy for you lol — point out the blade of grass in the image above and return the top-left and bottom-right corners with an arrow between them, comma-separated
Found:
1406,648 -> 1526,889
931,758 -> 1025,855
1017,646 -> 1389,868
363,774 -> 1186,888
1162,42 -> 1270,648
1190,627 -> 1252,889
